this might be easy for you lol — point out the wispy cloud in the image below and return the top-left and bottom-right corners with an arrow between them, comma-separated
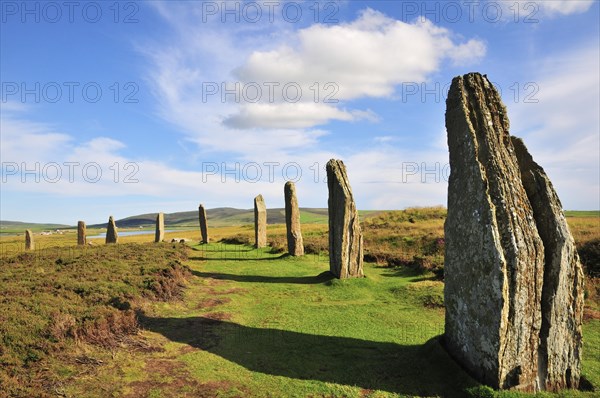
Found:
530,0 -> 594,16
0,105 -> 337,213
1,106 -> 197,198
508,43 -> 599,209
141,6 -> 486,155
487,0 -> 594,20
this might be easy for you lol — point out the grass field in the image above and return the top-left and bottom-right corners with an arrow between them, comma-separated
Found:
565,211 -> 600,218
1,209 -> 598,397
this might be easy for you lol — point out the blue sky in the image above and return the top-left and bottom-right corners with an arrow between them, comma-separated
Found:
1,0 -> 598,224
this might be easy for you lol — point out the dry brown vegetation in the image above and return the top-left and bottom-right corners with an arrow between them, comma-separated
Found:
0,242 -> 192,396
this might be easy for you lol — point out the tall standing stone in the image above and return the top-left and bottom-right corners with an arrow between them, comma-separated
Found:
105,216 -> 118,244
155,213 -> 165,243
444,72 -> 583,391
512,137 -> 584,391
25,230 -> 34,251
284,181 -> 304,256
198,204 -> 209,244
326,159 -> 363,279
254,195 -> 267,248
77,221 -> 86,245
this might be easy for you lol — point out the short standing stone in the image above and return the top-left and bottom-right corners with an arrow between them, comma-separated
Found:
105,216 -> 118,244
284,181 -> 304,256
198,204 -> 209,244
25,230 -> 34,251
254,195 -> 267,248
326,159 -> 363,279
155,213 -> 165,243
77,221 -> 86,245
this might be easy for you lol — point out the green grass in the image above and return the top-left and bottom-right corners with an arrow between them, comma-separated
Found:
1,208 -> 599,397
50,242 -> 599,397
71,243 -> 476,397
299,209 -> 329,224
565,211 -> 600,218
583,320 -> 600,387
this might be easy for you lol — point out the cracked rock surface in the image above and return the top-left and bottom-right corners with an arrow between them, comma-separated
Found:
327,159 -> 363,279
444,73 -> 583,391
285,181 -> 304,256
254,195 -> 267,248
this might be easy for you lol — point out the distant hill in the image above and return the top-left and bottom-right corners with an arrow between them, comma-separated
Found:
87,207 -> 331,229
0,221 -> 71,233
564,210 -> 600,218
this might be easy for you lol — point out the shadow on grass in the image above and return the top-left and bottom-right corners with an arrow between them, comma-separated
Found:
140,314 -> 477,397
191,270 -> 335,285
380,266 -> 441,282
188,253 -> 289,262
193,248 -> 256,253
188,245 -> 255,253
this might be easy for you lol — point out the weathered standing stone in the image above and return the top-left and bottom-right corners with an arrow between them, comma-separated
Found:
444,73 -> 544,391
444,72 -> 583,391
77,221 -> 86,245
326,159 -> 363,279
198,204 -> 209,244
512,137 -> 584,391
105,216 -> 118,244
284,181 -> 304,256
155,213 -> 165,243
25,230 -> 34,251
254,195 -> 267,248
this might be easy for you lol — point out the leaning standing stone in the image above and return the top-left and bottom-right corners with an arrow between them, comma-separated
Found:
105,216 -> 118,244
284,181 -> 304,256
326,159 -> 363,279
77,221 -> 86,245
155,213 -> 165,243
25,229 -> 34,251
254,195 -> 267,248
198,204 -> 209,244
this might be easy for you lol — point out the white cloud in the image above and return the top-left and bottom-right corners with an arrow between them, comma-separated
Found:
490,1 -> 595,20
0,108 -> 338,213
224,103 -> 350,129
222,103 -> 380,129
0,106 -> 72,164
508,44 -> 599,209
374,136 -> 395,143
536,0 -> 594,16
234,9 -> 486,101
1,101 -> 452,222
143,6 -> 486,154
447,39 -> 487,66
129,5 -> 485,211
344,144 -> 449,210
1,108 -> 197,198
